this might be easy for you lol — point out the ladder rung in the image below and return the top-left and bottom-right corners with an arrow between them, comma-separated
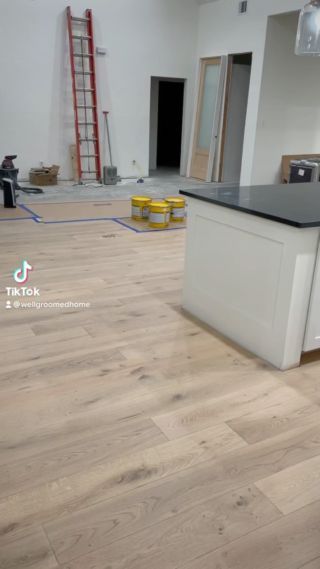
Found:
76,88 -> 94,92
77,104 -> 96,109
78,121 -> 96,125
75,71 -> 93,75
80,154 -> 99,158
73,53 -> 93,58
80,137 -> 97,141
71,16 -> 89,23
82,170 -> 98,173
72,35 -> 91,40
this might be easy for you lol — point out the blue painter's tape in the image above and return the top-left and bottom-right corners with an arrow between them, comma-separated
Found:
18,204 -> 40,217
42,217 -> 117,224
3,207 -> 186,232
113,217 -> 185,233
0,216 -> 34,222
135,226 -> 185,233
112,218 -> 140,233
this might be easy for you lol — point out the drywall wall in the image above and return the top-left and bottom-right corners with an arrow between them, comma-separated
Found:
252,12 -> 320,185
222,63 -> 251,183
196,0 -> 307,185
0,0 -> 198,179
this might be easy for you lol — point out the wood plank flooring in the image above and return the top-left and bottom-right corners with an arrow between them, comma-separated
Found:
1,217 -> 320,568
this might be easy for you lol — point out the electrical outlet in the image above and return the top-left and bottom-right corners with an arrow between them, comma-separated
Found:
96,46 -> 107,55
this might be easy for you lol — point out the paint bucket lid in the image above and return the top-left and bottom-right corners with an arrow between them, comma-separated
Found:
150,201 -> 170,212
131,196 -> 152,205
165,197 -> 185,206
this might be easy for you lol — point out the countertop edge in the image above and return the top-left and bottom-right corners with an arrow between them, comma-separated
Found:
179,189 -> 320,229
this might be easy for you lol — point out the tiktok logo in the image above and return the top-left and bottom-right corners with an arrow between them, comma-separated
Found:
13,260 -> 33,284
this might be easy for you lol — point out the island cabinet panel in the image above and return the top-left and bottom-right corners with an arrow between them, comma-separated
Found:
182,198 -> 320,370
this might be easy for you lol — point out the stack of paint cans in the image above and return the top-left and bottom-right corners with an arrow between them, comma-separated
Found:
131,195 -> 186,228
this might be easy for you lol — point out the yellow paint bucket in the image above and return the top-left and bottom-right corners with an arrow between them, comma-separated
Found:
131,196 -> 152,220
149,201 -> 171,228
165,197 -> 186,222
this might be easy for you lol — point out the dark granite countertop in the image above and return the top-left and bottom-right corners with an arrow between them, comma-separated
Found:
180,183 -> 320,228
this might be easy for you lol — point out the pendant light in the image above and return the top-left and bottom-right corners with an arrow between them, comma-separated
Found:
296,0 -> 320,55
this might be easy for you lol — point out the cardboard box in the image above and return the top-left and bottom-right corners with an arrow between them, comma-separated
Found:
281,154 -> 320,183
29,165 -> 60,186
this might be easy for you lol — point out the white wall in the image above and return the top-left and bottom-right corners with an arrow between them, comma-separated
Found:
196,0 -> 307,185
252,12 -> 320,185
0,0 -> 199,179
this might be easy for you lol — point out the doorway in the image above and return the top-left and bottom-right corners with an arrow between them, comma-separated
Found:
219,53 -> 252,183
149,77 -> 185,174
188,53 -> 252,183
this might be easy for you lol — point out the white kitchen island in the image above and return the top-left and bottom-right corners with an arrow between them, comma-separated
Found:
180,184 -> 320,370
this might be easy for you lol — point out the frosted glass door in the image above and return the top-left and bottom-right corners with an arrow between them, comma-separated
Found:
198,65 -> 220,150
191,57 -> 224,181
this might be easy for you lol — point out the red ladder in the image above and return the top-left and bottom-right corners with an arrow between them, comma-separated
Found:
67,6 -> 102,183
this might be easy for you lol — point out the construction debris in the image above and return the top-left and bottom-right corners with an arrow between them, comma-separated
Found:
29,165 -> 60,186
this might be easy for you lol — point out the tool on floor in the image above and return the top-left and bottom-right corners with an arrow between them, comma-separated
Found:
0,155 -> 43,196
102,111 -> 119,185
0,155 -> 19,189
1,155 -> 16,169
132,160 -> 144,183
67,6 -> 102,184
2,178 -> 16,208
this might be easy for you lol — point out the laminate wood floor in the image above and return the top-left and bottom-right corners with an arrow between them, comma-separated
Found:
1,217 -> 320,569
